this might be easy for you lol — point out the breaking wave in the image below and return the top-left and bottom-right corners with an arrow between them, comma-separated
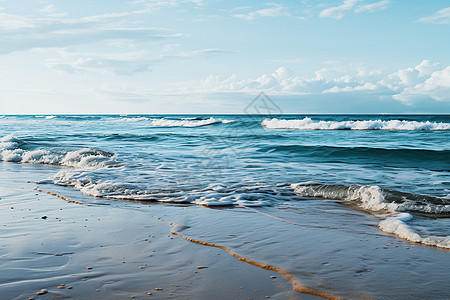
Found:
46,169 -> 283,207
292,183 -> 450,249
112,117 -> 234,127
262,118 -> 450,130
378,213 -> 450,249
0,135 -> 119,170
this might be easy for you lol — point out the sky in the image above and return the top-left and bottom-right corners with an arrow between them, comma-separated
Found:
0,0 -> 449,114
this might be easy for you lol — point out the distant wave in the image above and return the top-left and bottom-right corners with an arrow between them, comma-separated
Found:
262,118 -> 450,130
35,115 -> 57,119
292,183 -> 450,249
149,117 -> 233,127
0,135 -> 119,170
111,117 -> 234,127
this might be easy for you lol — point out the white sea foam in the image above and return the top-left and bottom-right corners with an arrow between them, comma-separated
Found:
291,183 -> 398,212
50,169 -> 274,207
111,117 -> 234,127
0,135 -> 118,170
292,182 -> 450,249
262,118 -> 450,130
149,117 -> 226,127
379,213 -> 450,249
115,117 -> 149,122
34,115 -> 57,119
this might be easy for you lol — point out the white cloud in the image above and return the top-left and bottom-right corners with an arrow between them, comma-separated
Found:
323,82 -> 377,93
393,67 -> 450,103
152,60 -> 449,106
418,7 -> 450,24
38,4 -> 68,17
0,0 -> 204,55
46,48 -> 228,75
134,0 -> 203,12
0,12 -> 35,30
320,0 -> 390,20
319,0 -> 359,20
233,3 -> 290,21
354,0 -> 390,14
414,60 -> 441,76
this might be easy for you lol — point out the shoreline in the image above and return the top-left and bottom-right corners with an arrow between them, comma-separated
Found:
1,162 -> 450,299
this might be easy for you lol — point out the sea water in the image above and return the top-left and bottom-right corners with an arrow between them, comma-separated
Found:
0,114 -> 449,249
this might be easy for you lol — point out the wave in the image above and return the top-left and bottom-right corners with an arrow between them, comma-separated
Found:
262,118 -> 450,130
0,135 -> 119,170
292,183 -> 450,249
149,117 -> 231,127
46,169 -> 282,207
109,116 -> 234,127
291,183 -> 449,215
35,115 -> 57,119
378,213 -> 450,249
258,145 -> 450,170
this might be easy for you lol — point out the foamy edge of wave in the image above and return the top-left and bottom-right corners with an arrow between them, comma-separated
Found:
0,135 -> 119,170
379,213 -> 450,249
292,182 -> 450,249
149,117 -> 231,127
49,170 -> 274,207
262,118 -> 450,130
111,117 -> 235,127
291,183 -> 398,212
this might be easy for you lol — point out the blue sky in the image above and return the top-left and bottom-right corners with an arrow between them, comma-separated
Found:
0,0 -> 449,114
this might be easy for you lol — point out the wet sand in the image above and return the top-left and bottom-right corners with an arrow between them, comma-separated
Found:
1,162 -> 450,299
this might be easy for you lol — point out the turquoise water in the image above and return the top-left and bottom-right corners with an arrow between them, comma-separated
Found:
0,114 -> 449,248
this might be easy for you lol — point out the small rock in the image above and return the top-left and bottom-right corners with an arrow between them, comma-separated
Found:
196,266 -> 208,269
147,292 -> 153,296
86,267 -> 92,270
154,288 -> 163,291
41,216 -> 48,220
36,289 -> 48,295
270,276 -> 277,279
67,286 -> 73,289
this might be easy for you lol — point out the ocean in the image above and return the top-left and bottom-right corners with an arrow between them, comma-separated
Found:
1,114 -> 450,298
1,114 -> 449,246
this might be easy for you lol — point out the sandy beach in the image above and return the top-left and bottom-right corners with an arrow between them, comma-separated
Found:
1,162 -> 302,300
1,161 -> 449,299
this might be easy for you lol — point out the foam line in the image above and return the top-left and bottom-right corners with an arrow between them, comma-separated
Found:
262,118 -> 450,130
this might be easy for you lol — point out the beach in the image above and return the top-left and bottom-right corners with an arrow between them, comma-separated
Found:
1,162 -> 299,300
2,163 -> 450,299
